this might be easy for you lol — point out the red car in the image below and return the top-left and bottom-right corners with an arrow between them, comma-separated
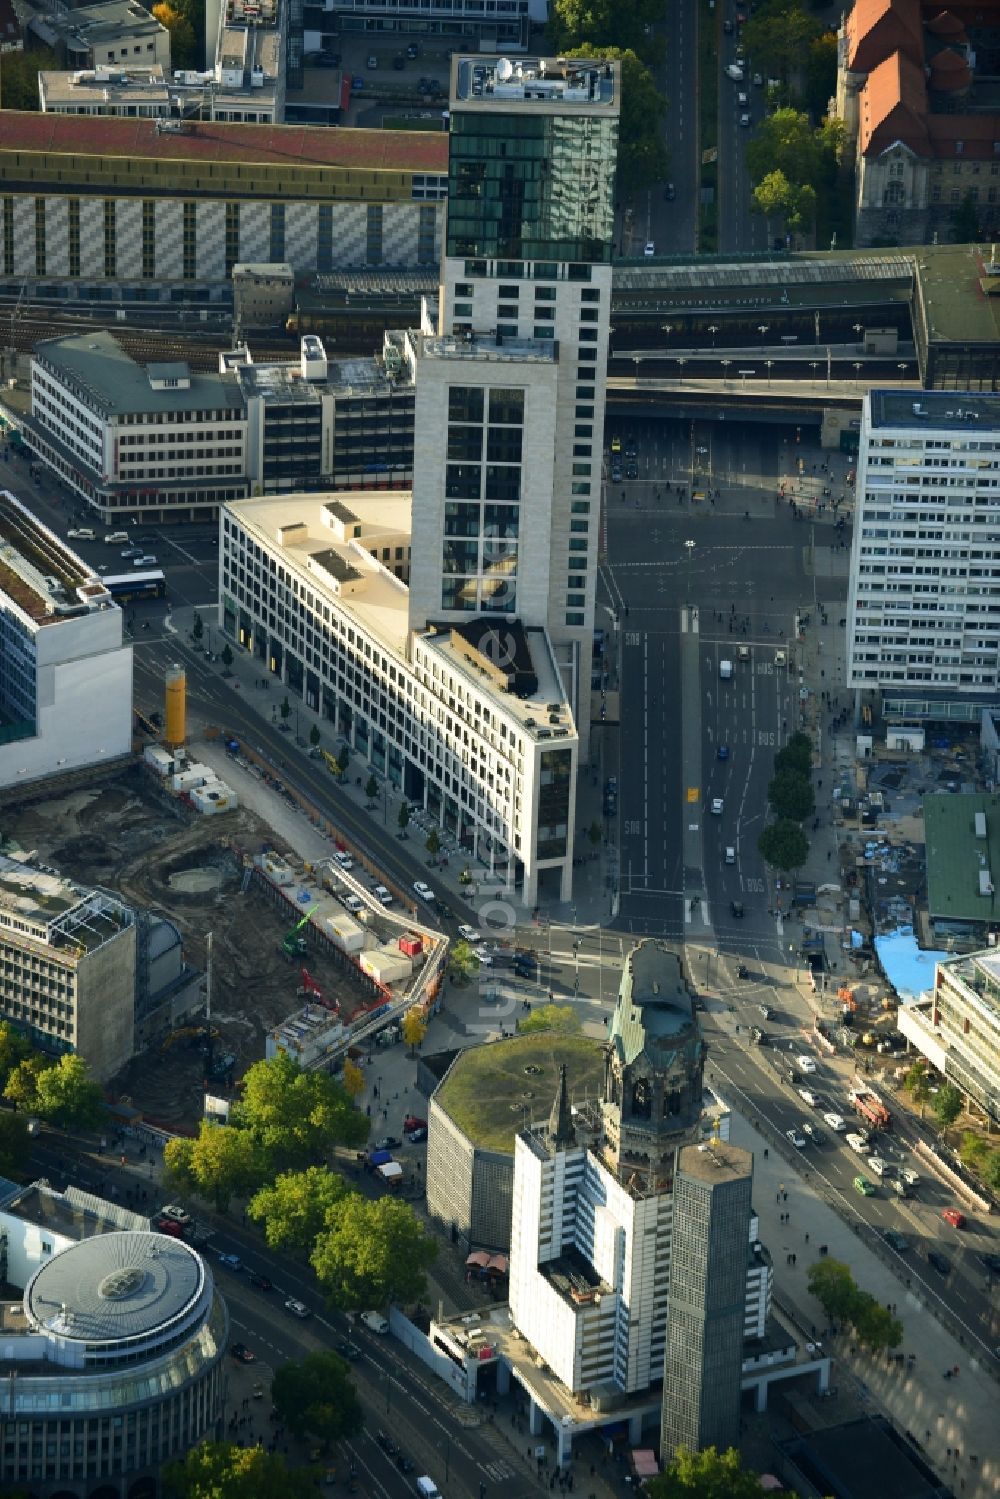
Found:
403,1115 -> 427,1133
942,1208 -> 967,1229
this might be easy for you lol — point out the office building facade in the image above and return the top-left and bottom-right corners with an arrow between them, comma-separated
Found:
0,113 -> 446,308
222,490 -> 578,901
0,1185 -> 227,1499
897,947 -> 1000,1127
408,55 -> 619,754
661,1141 -> 754,1463
847,390 -> 1000,699
0,490 -> 132,787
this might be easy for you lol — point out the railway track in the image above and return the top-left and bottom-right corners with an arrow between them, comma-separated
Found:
3,312 -> 298,370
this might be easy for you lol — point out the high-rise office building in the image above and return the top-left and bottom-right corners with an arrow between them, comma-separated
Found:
661,1140 -> 754,1463
408,55 -> 619,756
847,389 -> 1000,703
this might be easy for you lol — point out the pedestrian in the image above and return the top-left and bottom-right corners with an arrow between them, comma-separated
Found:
783,1190 -> 788,1201
805,1233 -> 809,1243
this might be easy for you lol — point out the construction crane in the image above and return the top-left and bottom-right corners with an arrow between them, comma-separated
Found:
298,966 -> 323,1000
282,904 -> 319,958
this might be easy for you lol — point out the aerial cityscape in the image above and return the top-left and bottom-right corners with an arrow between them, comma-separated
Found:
1,2 -> 1000,1498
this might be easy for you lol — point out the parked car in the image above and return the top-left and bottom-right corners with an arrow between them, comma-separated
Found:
757,1003 -> 773,1019
457,924 -> 479,942
375,1136 -> 401,1150
900,1166 -> 920,1187
797,1087 -> 819,1108
373,885 -> 393,906
337,1340 -> 363,1361
392,53 -> 405,69
217,1252 -> 242,1271
406,1126 -> 428,1143
867,1155 -> 887,1177
406,41 -> 419,58
367,53 -> 378,68
785,1129 -> 806,1149
884,1230 -> 909,1253
403,1114 -> 427,1132
823,1112 -> 846,1131
644,241 -> 656,257
351,75 -> 365,89
284,1298 -> 311,1319
730,900 -> 744,918
853,1175 -> 876,1196
413,880 -> 434,901
230,1342 -> 256,1363
664,182 -> 676,200
942,1207 -> 967,1229
249,1273 -> 273,1291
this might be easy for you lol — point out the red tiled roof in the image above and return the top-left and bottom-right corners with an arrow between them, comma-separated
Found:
847,0 -> 924,73
925,9 -> 967,38
0,111 -> 448,175
928,47 -> 972,89
859,50 -> 930,156
928,113 -> 1000,157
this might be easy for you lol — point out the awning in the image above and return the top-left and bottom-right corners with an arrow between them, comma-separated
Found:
486,1254 -> 509,1274
465,1251 -> 490,1267
631,1450 -> 659,1478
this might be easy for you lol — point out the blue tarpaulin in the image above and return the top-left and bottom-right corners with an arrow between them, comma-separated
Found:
874,927 -> 947,1004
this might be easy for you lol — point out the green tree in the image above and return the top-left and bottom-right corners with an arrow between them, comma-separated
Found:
549,0 -> 661,55
981,1150 -> 1000,1194
365,773 -> 379,806
804,31 -> 839,121
401,1008 -> 427,1055
309,724 -> 321,748
951,190 -> 981,244
741,2 -> 822,82
932,1082 -> 963,1133
747,107 -> 821,188
588,819 -> 602,848
563,45 -> 669,194
903,1059 -> 931,1117
851,1290 -> 902,1352
774,731 -> 813,778
152,2 -> 198,68
271,1350 -> 363,1448
279,695 -> 291,723
0,1112 -> 30,1178
757,818 -> 809,871
248,1165 -> 353,1252
192,612 -> 204,641
958,1130 -> 988,1169
234,1052 -> 367,1168
448,939 -> 480,983
164,1441 -> 318,1499
518,1003 -> 579,1034
0,1022 -> 32,1092
221,643 -> 234,671
3,1055 -> 49,1113
33,1054 -> 106,1131
806,1257 -> 858,1322
397,801 -> 410,836
311,1195 -> 437,1309
646,1443 -> 778,1499
426,827 -> 441,860
163,1120 -> 266,1212
0,47 -> 61,110
768,769 -> 815,822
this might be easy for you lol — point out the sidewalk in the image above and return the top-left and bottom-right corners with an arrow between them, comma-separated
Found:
727,1109 -> 998,1499
166,602 -> 617,928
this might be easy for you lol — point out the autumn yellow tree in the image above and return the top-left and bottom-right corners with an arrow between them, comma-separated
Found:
341,1059 -> 365,1100
401,1009 -> 427,1056
153,2 -> 197,68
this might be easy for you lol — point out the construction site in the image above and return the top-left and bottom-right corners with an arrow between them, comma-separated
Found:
1,762 -> 384,1131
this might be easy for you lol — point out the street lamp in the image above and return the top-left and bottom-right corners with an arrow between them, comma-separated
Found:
708,324 -> 720,348
853,322 -> 864,343
809,362 -> 819,381
765,359 -> 774,388
897,362 -> 908,379
685,539 -> 696,604
721,359 -> 732,384
757,324 -> 770,343
633,355 -> 642,384
676,357 -> 687,383
853,362 -> 864,387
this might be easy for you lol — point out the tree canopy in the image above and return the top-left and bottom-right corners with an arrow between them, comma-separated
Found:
646,1444 -> 792,1499
311,1195 -> 437,1309
741,1 -> 822,82
271,1351 -> 363,1447
248,1165 -> 353,1252
774,731 -> 813,778
3,1052 -> 105,1131
549,0 -> 661,57
931,1082 -> 963,1133
768,769 -> 815,822
401,1009 -> 428,1053
0,1112 -> 29,1178
164,1120 -> 265,1212
233,1051 -> 367,1167
0,1023 -> 32,1091
563,45 -> 669,195
518,1003 -> 579,1034
807,1258 -> 902,1351
0,47 -> 61,110
757,818 -> 809,871
163,1441 -> 319,1499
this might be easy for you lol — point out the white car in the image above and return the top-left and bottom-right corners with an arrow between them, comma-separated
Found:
457,924 -> 480,943
785,1129 -> 806,1149
737,92 -> 748,106
797,1087 -> 819,1108
67,527 -> 96,541
740,112 -> 752,127
868,1156 -> 887,1177
711,798 -> 724,815
333,850 -> 353,870
644,241 -> 655,257
372,885 -> 393,906
342,894 -> 364,914
284,1298 -> 311,1319
823,1112 -> 846,1132
900,1167 -> 920,1187
474,947 -> 493,967
413,880 -> 435,902
795,1055 -> 817,1074
846,1132 -> 870,1155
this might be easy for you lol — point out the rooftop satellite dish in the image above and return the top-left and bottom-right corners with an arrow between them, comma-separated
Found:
497,57 -> 513,81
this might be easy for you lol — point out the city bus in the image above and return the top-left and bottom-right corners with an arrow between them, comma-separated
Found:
100,570 -> 166,602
